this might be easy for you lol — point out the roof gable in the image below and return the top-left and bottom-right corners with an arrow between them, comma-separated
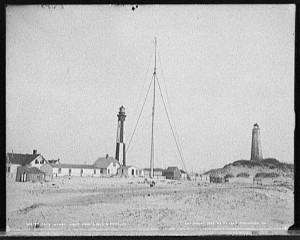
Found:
49,163 -> 97,169
119,165 -> 136,169
7,153 -> 41,165
93,157 -> 120,169
143,168 -> 164,172
165,166 -> 180,172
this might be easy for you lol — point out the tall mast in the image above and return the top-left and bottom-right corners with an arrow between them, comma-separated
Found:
150,38 -> 157,179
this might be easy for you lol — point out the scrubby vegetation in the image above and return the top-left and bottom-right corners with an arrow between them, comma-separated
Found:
205,158 -> 293,179
224,173 -> 234,179
236,172 -> 250,178
231,160 -> 263,167
255,172 -> 280,178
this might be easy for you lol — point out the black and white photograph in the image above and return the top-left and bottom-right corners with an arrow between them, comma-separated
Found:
6,4 -> 295,235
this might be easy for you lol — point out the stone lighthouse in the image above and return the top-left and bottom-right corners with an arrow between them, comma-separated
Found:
250,123 -> 263,161
115,106 -> 126,166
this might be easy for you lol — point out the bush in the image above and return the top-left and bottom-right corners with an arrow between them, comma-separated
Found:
255,172 -> 267,178
255,172 -> 280,178
264,172 -> 280,178
236,172 -> 250,178
261,158 -> 280,165
224,173 -> 234,179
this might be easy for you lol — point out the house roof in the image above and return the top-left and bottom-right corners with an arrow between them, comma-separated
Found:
165,166 -> 180,172
7,153 -> 42,165
143,168 -> 164,172
18,166 -> 45,174
93,157 -> 120,169
48,160 -> 60,163
118,165 -> 135,169
49,163 -> 97,169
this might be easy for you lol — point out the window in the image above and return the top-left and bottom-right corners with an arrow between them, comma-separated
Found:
69,169 -> 72,176
132,169 -> 134,175
100,169 -> 103,173
35,160 -> 39,164
6,167 -> 10,173
108,169 -> 110,174
58,168 -> 61,174
41,160 -> 44,164
94,169 -> 96,174
122,169 -> 124,174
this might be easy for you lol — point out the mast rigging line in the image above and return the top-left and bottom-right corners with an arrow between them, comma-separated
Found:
156,74 -> 189,175
126,76 -> 154,154
157,49 -> 187,171
127,47 -> 154,145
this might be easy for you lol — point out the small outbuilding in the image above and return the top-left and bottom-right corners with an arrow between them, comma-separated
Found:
117,166 -> 139,177
143,168 -> 164,178
163,166 -> 181,180
93,156 -> 121,176
180,170 -> 187,180
16,166 -> 45,182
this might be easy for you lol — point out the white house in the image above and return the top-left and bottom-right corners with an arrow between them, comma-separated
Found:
117,166 -> 139,177
93,156 -> 121,176
6,150 -> 47,178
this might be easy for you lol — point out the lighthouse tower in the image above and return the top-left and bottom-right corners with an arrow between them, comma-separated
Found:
115,106 -> 126,166
250,123 -> 263,161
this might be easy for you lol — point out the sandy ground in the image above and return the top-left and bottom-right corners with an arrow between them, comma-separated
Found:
6,176 -> 294,235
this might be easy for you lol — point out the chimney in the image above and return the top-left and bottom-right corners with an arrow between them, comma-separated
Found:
33,149 -> 37,155
106,154 -> 109,158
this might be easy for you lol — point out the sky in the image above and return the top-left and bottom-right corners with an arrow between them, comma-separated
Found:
6,5 -> 295,172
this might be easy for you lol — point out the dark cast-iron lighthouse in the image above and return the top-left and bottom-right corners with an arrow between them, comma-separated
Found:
115,106 -> 126,166
250,123 -> 263,161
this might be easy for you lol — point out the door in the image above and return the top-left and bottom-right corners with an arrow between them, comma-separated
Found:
22,173 -> 27,182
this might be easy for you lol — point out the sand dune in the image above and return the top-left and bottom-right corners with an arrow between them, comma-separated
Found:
6,176 -> 293,235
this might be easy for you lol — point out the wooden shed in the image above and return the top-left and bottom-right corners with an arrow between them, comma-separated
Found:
16,166 -> 45,182
163,166 -> 181,180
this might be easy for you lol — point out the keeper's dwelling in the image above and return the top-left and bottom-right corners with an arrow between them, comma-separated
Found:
6,150 -> 47,178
